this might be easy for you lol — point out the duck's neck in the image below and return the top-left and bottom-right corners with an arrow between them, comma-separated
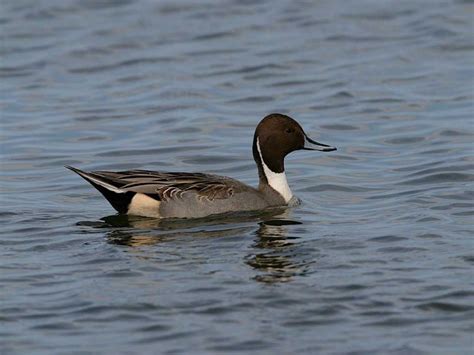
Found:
253,137 -> 293,203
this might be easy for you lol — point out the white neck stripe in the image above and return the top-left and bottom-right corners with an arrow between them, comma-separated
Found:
256,138 -> 293,203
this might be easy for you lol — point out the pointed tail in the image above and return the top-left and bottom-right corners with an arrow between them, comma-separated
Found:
65,165 -> 135,214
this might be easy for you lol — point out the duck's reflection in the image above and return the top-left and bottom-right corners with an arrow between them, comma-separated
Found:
78,209 -> 311,283
246,219 -> 309,283
83,209 -> 287,246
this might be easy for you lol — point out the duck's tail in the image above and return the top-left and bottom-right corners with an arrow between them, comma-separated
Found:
65,165 -> 135,214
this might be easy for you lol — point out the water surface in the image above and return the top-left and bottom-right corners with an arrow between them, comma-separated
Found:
1,0 -> 473,354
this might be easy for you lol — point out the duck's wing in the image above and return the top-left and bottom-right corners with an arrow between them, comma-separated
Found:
101,169 -> 240,201
66,166 -> 244,211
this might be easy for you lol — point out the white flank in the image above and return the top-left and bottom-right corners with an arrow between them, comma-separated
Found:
128,193 -> 161,218
256,138 -> 293,203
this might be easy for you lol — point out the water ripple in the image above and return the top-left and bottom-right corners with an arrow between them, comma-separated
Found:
1,0 -> 473,354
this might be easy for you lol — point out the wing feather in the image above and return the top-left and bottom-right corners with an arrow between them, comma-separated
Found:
90,170 -> 241,201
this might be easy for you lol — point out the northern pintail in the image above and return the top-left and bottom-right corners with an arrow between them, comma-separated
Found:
67,113 -> 336,219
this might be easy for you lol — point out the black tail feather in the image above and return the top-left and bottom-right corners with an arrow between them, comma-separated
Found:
66,166 -> 135,214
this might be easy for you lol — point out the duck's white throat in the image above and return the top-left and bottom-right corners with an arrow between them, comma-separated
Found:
256,138 -> 293,203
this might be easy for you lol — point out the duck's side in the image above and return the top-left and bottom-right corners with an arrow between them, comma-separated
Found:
66,166 -> 281,219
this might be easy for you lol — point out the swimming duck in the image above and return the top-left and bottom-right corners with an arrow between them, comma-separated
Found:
67,113 -> 336,219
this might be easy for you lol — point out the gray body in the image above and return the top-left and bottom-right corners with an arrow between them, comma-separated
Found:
158,178 -> 285,219
66,168 -> 286,219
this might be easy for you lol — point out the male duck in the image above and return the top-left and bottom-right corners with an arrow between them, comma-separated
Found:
67,113 -> 336,219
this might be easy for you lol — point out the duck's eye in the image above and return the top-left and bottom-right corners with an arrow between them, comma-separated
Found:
285,128 -> 293,134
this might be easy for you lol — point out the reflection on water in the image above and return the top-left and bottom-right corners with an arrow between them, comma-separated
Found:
82,211 -> 307,283
247,220 -> 305,283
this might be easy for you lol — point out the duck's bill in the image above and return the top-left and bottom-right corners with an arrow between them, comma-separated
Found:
303,135 -> 337,152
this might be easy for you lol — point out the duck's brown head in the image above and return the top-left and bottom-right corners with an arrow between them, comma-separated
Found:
252,113 -> 336,176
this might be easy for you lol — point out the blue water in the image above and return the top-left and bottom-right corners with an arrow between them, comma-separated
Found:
1,0 -> 473,354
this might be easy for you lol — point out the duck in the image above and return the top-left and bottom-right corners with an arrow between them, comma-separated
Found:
67,113 -> 336,219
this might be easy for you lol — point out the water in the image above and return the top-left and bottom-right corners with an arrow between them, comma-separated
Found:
1,0 -> 473,353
